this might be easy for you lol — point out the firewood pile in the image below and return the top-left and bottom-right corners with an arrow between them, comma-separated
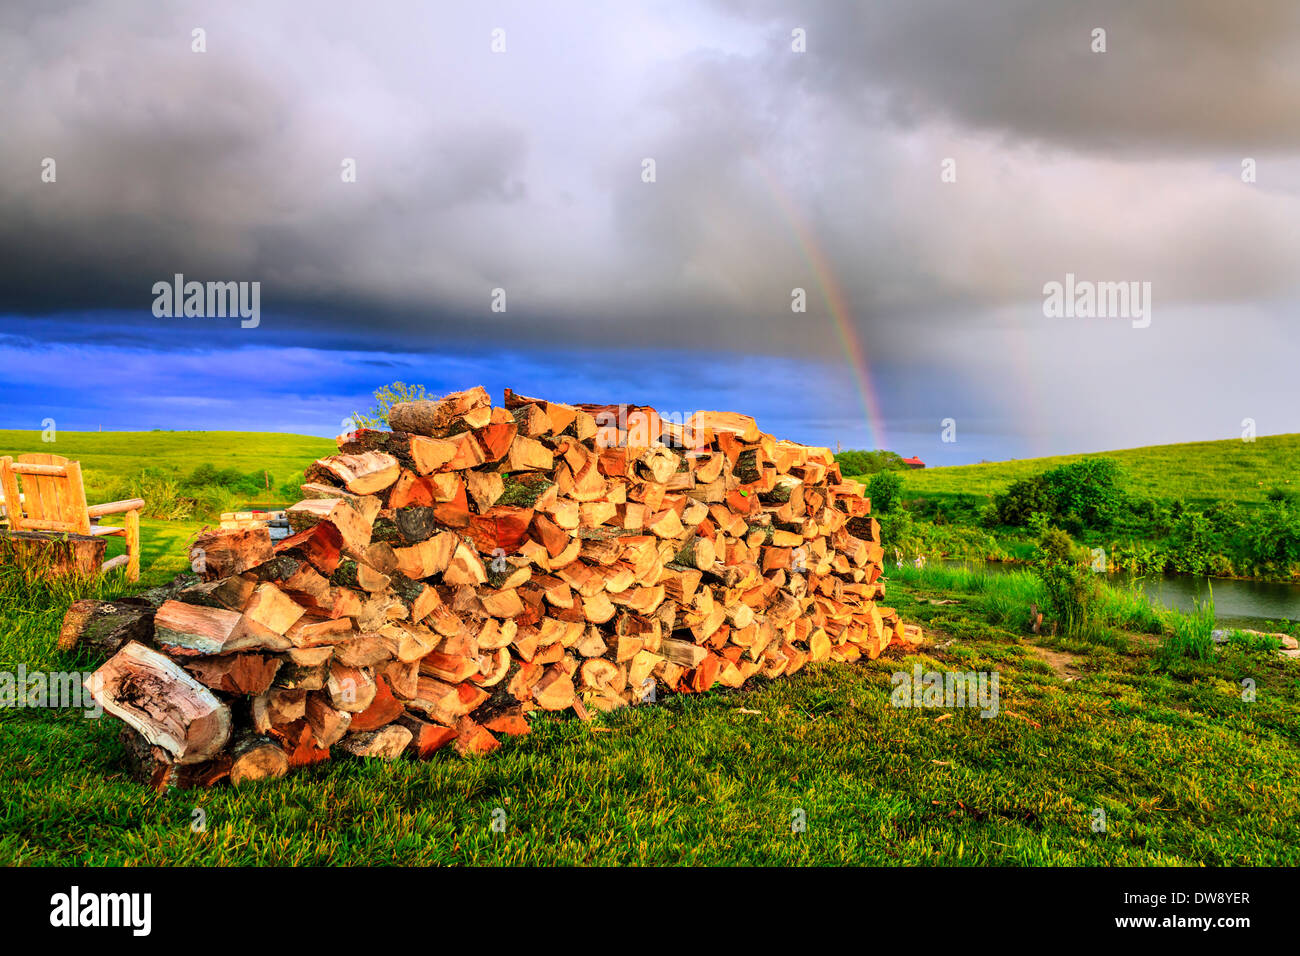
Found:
76,386 -> 921,788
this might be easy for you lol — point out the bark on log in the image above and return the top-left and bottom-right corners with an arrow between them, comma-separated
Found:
58,599 -> 155,658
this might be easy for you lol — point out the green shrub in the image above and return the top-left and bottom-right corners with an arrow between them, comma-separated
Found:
1224,629 -> 1283,653
351,381 -> 432,430
1244,502 -> 1300,568
1043,457 -> 1126,530
1030,526 -> 1100,638
1168,511 -> 1216,575
191,485 -> 240,518
994,457 -> 1126,531
867,470 -> 905,513
183,464 -> 270,496
994,475 -> 1054,526
834,449 -> 906,476
1265,486 -> 1296,505
123,469 -> 194,520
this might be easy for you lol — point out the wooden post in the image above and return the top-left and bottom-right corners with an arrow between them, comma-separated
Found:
0,458 -> 22,531
125,508 -> 141,582
63,460 -> 92,534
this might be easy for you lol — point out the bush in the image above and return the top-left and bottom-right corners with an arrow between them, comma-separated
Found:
191,485 -> 240,518
1243,502 -> 1300,568
1168,511 -> 1216,575
124,469 -> 194,520
867,470 -> 905,513
994,457 -> 1126,531
834,449 -> 907,476
1265,486 -> 1296,505
351,381 -> 433,430
1042,457 -> 1126,530
994,475 -> 1055,526
1030,526 -> 1100,638
183,464 -> 270,497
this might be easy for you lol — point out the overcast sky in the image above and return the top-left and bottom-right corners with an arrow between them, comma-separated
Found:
1,0 -> 1297,462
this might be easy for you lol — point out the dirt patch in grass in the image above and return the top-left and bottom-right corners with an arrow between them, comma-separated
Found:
1025,643 -> 1085,681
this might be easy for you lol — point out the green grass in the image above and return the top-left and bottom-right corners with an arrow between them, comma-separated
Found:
892,433 -> 1300,510
2,553 -> 1296,865
849,434 -> 1300,581
2,429 -> 1296,865
0,430 -> 336,509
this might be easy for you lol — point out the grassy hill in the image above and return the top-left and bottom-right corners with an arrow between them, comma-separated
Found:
888,433 -> 1300,508
0,430 -> 337,508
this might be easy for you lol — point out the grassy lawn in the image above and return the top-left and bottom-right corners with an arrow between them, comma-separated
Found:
894,433 -> 1300,510
2,553 -> 1296,865
0,430 -> 336,508
2,430 -> 1296,865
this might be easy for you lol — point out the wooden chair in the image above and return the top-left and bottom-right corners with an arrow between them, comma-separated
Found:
0,454 -> 144,581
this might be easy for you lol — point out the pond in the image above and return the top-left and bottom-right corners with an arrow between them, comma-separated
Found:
938,559 -> 1299,627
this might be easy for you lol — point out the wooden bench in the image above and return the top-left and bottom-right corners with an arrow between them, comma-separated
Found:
0,454 -> 145,581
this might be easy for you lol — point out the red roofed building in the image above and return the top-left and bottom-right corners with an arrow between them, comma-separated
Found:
901,456 -> 926,469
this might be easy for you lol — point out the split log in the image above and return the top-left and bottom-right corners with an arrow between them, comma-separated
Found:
659,637 -> 708,668
531,667 -> 576,711
154,600 -> 288,656
191,527 -> 274,581
307,452 -> 401,495
505,435 -> 555,472
117,727 -> 232,791
452,716 -> 500,755
275,521 -> 344,575
304,693 -> 353,747
86,642 -> 232,765
273,720 -> 333,768
348,676 -> 406,732
396,713 -> 458,757
185,653 -> 282,696
252,689 -> 307,732
327,663 -> 377,713
287,497 -> 374,553
407,677 -> 488,724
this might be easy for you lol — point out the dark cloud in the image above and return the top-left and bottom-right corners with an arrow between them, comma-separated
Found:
0,1 -> 1297,455
727,0 -> 1300,153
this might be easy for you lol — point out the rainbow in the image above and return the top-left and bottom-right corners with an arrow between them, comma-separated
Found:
748,159 -> 889,452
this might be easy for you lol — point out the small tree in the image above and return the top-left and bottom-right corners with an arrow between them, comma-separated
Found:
351,381 -> 432,430
834,449 -> 906,476
867,470 -> 905,513
1030,525 -> 1100,638
1043,457 -> 1126,530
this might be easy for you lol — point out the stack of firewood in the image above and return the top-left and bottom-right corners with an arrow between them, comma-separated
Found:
78,387 -> 921,788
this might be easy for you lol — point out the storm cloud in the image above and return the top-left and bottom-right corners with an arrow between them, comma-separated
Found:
1,0 -> 1297,455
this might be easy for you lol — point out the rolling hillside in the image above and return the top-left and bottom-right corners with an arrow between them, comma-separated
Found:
883,433 -> 1300,507
0,430 -> 337,506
